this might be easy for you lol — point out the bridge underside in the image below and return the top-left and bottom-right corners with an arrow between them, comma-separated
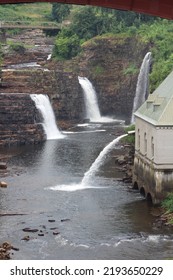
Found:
0,0 -> 173,20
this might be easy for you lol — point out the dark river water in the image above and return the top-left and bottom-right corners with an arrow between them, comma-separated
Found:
0,122 -> 173,260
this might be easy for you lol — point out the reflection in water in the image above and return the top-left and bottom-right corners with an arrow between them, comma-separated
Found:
0,123 -> 173,260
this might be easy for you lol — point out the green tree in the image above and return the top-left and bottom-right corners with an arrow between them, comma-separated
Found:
70,6 -> 98,40
70,6 -> 119,40
53,33 -> 80,59
115,10 -> 155,27
51,3 -> 71,23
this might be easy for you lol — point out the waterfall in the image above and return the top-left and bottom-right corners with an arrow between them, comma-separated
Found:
30,94 -> 64,140
81,134 -> 127,185
78,76 -> 102,122
131,52 -> 152,123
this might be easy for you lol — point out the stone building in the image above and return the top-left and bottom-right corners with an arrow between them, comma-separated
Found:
133,70 -> 173,204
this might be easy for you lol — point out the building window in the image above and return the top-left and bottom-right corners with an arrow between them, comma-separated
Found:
137,129 -> 140,150
144,132 -> 147,155
151,136 -> 154,159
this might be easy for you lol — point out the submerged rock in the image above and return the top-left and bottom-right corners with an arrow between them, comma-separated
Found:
0,162 -> 7,169
0,181 -> 8,188
22,227 -> 39,233
0,242 -> 12,260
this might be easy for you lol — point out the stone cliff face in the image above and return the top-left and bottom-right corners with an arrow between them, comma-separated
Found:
0,93 -> 45,146
77,35 -> 149,121
35,35 -> 149,123
0,31 -> 149,146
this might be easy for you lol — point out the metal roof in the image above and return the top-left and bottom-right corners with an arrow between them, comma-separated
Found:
135,71 -> 173,126
1,0 -> 173,20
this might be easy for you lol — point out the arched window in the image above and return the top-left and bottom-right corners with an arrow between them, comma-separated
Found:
151,136 -> 154,158
144,132 -> 147,155
137,129 -> 140,150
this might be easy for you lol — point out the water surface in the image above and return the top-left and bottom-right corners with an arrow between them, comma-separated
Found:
0,122 -> 173,260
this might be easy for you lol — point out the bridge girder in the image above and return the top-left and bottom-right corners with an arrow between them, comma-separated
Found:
0,1 -> 173,20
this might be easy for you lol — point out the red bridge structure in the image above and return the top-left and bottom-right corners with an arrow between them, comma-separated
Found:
0,0 -> 173,20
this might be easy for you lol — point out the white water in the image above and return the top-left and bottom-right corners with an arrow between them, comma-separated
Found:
78,76 -> 115,123
6,62 -> 41,69
47,54 -> 52,60
49,134 -> 127,192
131,52 -> 152,123
30,94 -> 64,140
82,134 -> 127,185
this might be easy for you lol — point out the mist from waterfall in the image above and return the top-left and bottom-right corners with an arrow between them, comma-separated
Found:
30,94 -> 64,140
131,52 -> 152,123
49,134 -> 127,192
81,134 -> 127,186
78,76 -> 115,123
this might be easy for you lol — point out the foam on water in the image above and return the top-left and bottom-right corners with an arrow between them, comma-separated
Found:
48,183 -> 109,192
63,129 -> 106,134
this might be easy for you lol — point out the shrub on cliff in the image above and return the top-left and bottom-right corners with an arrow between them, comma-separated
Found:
123,124 -> 135,144
162,193 -> 173,213
53,33 -> 81,60
9,42 -> 26,54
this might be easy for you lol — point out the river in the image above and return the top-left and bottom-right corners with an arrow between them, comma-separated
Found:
0,122 -> 173,260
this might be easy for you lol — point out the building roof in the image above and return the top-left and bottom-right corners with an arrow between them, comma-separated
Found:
134,70 -> 173,126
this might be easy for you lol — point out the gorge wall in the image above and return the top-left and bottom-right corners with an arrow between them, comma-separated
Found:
0,93 -> 45,146
31,35 -> 149,123
0,30 -> 150,145
77,35 -> 150,121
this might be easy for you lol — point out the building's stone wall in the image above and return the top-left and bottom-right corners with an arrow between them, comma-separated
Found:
133,117 -> 173,204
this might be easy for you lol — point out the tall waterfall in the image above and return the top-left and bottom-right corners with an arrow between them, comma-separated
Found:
78,76 -> 102,122
131,52 -> 152,123
30,94 -> 64,140
82,134 -> 127,185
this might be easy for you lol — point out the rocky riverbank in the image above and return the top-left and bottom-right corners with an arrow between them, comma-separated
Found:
0,241 -> 19,260
114,143 -> 135,184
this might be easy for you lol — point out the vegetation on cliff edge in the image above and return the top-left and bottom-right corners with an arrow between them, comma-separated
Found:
1,3 -> 173,93
161,193 -> 173,225
52,4 -> 173,93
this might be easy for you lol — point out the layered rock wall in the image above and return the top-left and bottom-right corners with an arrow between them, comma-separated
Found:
0,93 -> 45,146
77,36 -> 150,121
0,33 -> 150,147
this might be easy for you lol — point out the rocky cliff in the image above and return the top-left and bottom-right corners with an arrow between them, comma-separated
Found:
0,93 -> 45,146
77,35 -> 149,121
0,30 -> 149,145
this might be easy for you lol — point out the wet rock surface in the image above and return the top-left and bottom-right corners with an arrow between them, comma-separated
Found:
0,242 -> 19,260
114,142 -> 135,184
0,93 -> 45,147
1,30 -> 150,130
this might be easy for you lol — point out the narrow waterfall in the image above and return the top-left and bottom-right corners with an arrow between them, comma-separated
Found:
78,76 -> 102,122
131,52 -> 152,123
82,134 -> 127,185
30,94 -> 64,140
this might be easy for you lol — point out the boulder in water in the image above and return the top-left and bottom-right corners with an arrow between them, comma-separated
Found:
0,162 -> 7,170
0,181 -> 7,188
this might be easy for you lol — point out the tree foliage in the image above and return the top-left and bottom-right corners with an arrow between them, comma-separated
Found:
162,193 -> 173,213
53,33 -> 80,60
51,4 -> 173,92
137,20 -> 173,92
51,3 -> 71,22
